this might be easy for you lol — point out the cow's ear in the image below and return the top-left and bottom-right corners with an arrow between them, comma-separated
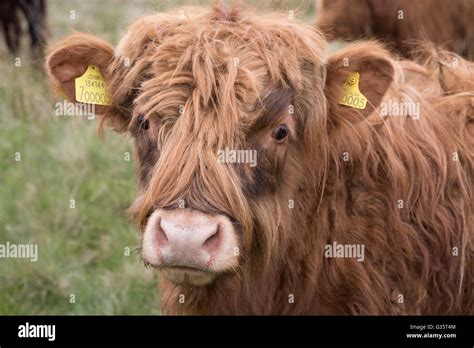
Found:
325,42 -> 395,127
46,33 -> 130,131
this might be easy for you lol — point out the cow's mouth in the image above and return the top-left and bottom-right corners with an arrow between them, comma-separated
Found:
160,266 -> 217,286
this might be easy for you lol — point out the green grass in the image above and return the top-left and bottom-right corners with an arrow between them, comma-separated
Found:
0,0 -> 316,315
0,61 -> 161,315
0,0 -> 160,315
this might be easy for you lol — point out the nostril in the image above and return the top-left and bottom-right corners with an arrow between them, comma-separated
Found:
202,224 -> 221,254
156,218 -> 169,247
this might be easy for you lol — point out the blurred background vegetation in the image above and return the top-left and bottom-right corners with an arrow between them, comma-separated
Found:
0,0 -> 315,314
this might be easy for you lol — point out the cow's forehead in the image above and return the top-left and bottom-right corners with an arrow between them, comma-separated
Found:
109,7 -> 328,127
114,9 -> 327,83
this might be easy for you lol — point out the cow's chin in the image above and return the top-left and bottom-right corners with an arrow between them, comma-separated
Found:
160,266 -> 217,286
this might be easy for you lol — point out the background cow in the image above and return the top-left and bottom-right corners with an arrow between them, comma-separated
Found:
45,3 -> 473,314
0,0 -> 48,56
316,0 -> 474,58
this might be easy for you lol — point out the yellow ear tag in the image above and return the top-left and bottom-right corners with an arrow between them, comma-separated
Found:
338,72 -> 367,110
75,65 -> 111,106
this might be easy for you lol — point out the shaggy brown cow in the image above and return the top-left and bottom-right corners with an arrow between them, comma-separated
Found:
46,3 -> 473,315
316,0 -> 474,58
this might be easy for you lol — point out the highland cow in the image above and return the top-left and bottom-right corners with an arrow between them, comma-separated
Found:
316,0 -> 474,58
45,3 -> 473,315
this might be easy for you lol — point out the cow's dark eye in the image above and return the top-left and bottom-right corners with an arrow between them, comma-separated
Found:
272,124 -> 289,143
136,114 -> 149,131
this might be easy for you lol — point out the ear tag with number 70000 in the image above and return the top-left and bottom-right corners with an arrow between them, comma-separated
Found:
75,65 -> 111,106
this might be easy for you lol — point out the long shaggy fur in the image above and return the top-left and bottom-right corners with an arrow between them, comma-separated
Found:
46,3 -> 473,315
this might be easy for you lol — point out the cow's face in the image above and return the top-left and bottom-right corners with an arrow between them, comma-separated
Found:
46,7 -> 393,287
114,12 -> 327,287
131,81 -> 297,286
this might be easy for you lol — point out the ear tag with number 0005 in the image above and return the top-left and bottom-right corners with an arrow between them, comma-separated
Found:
75,65 -> 111,106
338,71 -> 367,110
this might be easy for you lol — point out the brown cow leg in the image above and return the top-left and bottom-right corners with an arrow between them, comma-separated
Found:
3,17 -> 21,55
19,0 -> 48,58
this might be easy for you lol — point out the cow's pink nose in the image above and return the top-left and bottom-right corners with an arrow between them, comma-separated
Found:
142,209 -> 239,274
156,217 -> 221,257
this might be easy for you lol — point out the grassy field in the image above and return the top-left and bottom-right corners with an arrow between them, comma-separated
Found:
0,0 -> 315,314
